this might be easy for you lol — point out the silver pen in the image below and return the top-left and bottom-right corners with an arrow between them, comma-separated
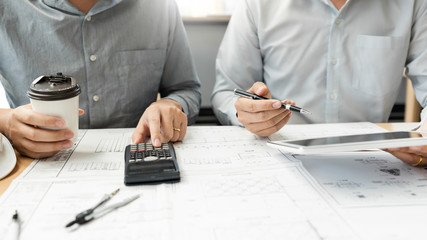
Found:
234,89 -> 312,114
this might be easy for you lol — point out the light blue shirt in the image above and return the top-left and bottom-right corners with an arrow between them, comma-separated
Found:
0,0 -> 201,129
212,0 -> 427,126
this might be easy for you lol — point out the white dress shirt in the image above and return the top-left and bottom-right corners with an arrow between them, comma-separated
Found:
212,0 -> 427,126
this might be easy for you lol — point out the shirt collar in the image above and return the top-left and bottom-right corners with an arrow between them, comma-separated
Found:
319,0 -> 352,13
42,0 -> 123,16
87,0 -> 123,16
320,0 -> 331,5
42,0 -> 81,15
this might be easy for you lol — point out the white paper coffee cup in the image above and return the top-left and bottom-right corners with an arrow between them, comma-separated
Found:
27,73 -> 81,144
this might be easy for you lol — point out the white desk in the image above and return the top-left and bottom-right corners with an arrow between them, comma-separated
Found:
0,122 -> 425,240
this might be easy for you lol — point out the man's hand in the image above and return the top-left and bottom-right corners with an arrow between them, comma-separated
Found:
132,99 -> 187,147
1,104 -> 80,159
383,121 -> 427,167
235,82 -> 293,137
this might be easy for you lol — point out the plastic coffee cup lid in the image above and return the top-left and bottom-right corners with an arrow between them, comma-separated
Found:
27,73 -> 81,101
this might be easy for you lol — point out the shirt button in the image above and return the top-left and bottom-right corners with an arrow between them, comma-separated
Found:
331,59 -> 337,65
335,18 -> 342,24
93,95 -> 100,102
86,16 -> 92,22
329,94 -> 336,100
90,55 -> 97,62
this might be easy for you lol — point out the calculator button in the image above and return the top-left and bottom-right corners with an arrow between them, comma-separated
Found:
124,142 -> 180,184
159,150 -> 166,158
144,156 -> 158,161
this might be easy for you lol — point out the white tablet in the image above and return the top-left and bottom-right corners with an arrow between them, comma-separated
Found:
267,131 -> 427,154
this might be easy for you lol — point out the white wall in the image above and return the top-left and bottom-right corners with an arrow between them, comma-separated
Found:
184,20 -> 228,108
176,0 -> 237,16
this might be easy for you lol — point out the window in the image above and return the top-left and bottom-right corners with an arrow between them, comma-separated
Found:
175,0 -> 237,17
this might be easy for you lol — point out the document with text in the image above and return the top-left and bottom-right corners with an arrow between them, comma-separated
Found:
1,122 -> 426,240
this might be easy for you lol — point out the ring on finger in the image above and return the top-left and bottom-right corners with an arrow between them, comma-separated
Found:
412,155 -> 424,167
173,127 -> 181,132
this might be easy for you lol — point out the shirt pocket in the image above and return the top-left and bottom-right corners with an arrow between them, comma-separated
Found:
352,35 -> 406,98
115,49 -> 166,114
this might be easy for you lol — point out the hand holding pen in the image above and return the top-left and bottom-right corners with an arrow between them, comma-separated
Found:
234,89 -> 311,114
233,82 -> 310,137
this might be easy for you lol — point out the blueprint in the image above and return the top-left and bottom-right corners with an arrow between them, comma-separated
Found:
1,122 -> 426,240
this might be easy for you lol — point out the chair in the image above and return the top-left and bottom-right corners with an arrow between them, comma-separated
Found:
403,69 -> 422,122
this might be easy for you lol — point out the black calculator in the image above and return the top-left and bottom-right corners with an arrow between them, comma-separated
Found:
124,142 -> 180,185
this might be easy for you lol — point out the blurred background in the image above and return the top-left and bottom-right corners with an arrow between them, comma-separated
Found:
176,0 -> 237,16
